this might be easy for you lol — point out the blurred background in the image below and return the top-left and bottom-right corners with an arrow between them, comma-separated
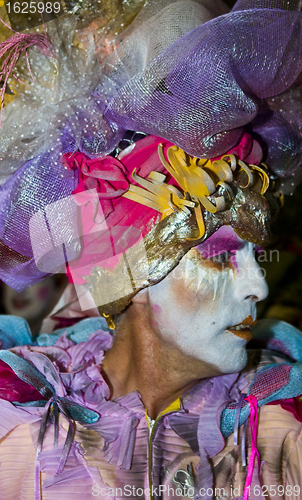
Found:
256,182 -> 302,330
0,275 -> 68,337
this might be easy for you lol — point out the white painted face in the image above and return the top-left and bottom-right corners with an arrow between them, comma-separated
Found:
148,226 -> 268,374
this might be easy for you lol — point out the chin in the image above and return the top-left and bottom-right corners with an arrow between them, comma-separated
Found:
220,348 -> 248,374
188,344 -> 248,378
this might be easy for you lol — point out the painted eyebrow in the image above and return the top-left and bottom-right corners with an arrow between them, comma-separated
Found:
195,236 -> 245,258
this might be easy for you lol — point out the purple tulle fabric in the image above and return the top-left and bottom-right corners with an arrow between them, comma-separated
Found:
98,4 -> 302,182
1,0 -> 302,289
0,134 -> 78,290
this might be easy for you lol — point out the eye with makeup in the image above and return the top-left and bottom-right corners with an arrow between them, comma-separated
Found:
195,228 -> 245,269
209,251 -> 234,265
207,250 -> 237,269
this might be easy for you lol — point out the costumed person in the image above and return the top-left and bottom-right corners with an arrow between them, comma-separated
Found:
0,276 -> 67,337
1,1 -> 302,499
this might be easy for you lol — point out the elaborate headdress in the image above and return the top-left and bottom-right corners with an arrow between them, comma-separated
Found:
0,0 -> 302,316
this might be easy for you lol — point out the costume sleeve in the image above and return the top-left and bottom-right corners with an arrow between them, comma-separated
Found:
0,421 -> 37,499
284,425 -> 302,500
242,403 -> 302,498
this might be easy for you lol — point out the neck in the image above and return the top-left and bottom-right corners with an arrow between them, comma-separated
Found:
102,303 -> 216,419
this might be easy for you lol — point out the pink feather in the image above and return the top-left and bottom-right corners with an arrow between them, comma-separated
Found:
0,16 -> 53,127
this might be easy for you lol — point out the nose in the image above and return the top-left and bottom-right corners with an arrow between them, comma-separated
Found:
233,245 -> 268,303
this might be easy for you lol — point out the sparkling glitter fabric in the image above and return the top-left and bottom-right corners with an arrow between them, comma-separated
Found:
0,0 -> 302,294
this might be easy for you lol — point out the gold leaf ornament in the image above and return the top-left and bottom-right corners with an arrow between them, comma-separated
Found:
122,144 -> 270,241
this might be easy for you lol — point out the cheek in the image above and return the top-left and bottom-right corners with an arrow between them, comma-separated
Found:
168,258 -> 234,313
36,285 -> 52,302
150,303 -> 163,329
150,304 -> 162,314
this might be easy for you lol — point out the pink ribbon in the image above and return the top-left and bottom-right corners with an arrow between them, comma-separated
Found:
243,395 -> 261,500
234,392 -> 246,446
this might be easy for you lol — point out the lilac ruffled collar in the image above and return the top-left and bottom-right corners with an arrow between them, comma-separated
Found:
2,316 -> 302,489
0,321 -> 240,476
9,328 -> 146,470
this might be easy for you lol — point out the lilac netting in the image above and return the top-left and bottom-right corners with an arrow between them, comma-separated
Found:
0,131 -> 78,290
100,7 -> 302,176
1,0 -> 302,290
232,0 -> 302,10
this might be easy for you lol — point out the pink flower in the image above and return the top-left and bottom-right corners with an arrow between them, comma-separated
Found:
62,152 -> 130,200
62,136 -> 173,284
